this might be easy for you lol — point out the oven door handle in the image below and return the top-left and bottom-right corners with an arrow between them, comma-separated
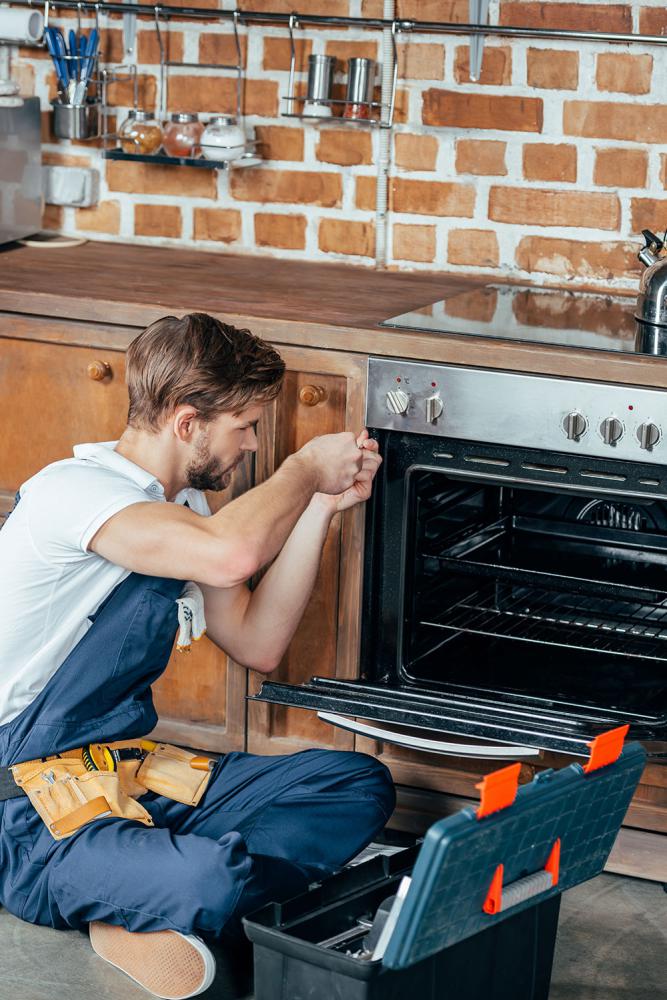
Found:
316,712 -> 541,759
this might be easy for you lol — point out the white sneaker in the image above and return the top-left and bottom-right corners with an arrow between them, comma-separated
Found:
89,920 -> 217,999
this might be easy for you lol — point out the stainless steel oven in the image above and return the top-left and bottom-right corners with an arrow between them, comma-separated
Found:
252,358 -> 667,760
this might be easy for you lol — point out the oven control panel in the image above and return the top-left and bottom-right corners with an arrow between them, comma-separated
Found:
366,358 -> 667,466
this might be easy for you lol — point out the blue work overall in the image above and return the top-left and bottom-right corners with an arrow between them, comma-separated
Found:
0,495 -> 395,942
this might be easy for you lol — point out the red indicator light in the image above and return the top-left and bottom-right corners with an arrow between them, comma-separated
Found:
431,382 -> 437,387
396,377 -> 401,382
628,405 -> 634,411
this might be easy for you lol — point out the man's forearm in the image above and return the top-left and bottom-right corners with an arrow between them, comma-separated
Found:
208,453 -> 318,575
240,494 -> 336,670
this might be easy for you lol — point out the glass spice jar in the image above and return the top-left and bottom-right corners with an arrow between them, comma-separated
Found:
118,109 -> 162,155
200,115 -> 246,161
162,112 -> 203,158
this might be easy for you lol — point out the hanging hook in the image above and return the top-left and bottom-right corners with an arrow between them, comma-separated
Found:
77,1 -> 83,38
286,12 -> 298,114
233,9 -> 242,124
154,4 -> 165,119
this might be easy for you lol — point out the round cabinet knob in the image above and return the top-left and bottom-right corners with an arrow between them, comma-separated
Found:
299,385 -> 327,407
600,416 -> 624,446
562,411 -> 587,442
425,394 -> 443,423
385,388 -> 410,415
637,421 -> 661,451
87,360 -> 112,381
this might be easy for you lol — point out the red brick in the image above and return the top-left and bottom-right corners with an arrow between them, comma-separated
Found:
319,218 -> 374,258
199,33 -> 248,68
564,101 -> 667,143
316,129 -> 372,166
263,36 -> 312,72
239,0 -> 349,13
134,204 -> 182,238
394,133 -> 438,171
138,30 -> 184,65
523,143 -> 577,183
107,161 -> 216,199
254,125 -> 304,161
392,224 -> 436,263
489,187 -> 620,230
168,76 -> 278,117
42,152 -> 91,168
393,178 -> 475,218
456,139 -> 507,176
363,1 -> 469,17
193,208 -> 242,243
397,42 -> 445,80
42,204 -> 63,231
595,149 -> 648,188
356,176 -> 376,210
325,40 -> 378,72
230,169 -> 342,207
527,49 -> 579,90
516,236 -> 641,280
596,53 -> 652,95
638,9 -> 667,35
13,62 -> 34,96
631,199 -> 667,235
500,3 -> 631,32
454,46 -> 512,85
448,229 -> 499,268
107,73 -> 157,111
255,213 -> 307,250
74,200 -> 121,234
423,90 -> 543,132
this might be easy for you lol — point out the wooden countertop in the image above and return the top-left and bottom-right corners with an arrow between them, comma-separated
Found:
2,240 -> 666,389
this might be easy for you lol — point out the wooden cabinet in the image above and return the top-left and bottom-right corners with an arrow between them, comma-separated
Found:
247,345 -> 368,756
0,334 -> 127,490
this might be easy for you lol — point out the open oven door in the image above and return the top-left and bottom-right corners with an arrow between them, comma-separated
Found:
249,676 -> 667,759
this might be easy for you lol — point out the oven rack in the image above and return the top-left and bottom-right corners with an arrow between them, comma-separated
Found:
421,580 -> 667,662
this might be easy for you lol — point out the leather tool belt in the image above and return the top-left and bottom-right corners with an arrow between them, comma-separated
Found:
0,740 -> 216,841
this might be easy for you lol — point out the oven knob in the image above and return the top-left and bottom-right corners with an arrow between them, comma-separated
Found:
425,394 -> 443,423
637,422 -> 661,451
385,389 -> 410,415
562,411 -> 587,441
600,416 -> 623,446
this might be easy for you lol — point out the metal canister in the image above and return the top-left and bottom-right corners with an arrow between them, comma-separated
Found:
306,54 -> 336,104
344,57 -> 376,119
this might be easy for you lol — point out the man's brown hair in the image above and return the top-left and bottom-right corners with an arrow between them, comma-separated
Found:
125,313 -> 285,430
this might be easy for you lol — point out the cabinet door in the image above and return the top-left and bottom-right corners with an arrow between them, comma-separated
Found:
247,347 -> 368,756
0,335 -> 127,490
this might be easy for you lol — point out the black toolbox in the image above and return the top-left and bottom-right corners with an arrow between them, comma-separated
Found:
244,731 -> 645,1000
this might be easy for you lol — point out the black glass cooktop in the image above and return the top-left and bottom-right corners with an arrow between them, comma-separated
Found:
379,283 -> 665,356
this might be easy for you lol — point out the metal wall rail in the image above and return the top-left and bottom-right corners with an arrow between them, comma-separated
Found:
8,0 -> 667,47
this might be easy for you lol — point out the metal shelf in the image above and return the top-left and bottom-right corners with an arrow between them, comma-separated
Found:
421,580 -> 667,662
16,1 -> 667,47
103,149 -> 259,169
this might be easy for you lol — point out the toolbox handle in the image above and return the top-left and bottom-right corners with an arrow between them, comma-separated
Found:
483,839 -> 560,915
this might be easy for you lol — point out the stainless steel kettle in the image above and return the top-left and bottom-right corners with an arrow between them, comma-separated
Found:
635,229 -> 667,355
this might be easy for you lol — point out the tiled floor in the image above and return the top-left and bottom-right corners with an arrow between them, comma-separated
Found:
0,871 -> 664,1000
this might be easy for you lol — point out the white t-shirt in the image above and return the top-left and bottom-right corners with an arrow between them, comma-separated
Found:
0,441 -> 211,727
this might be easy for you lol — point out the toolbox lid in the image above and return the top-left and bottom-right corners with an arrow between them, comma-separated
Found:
382,740 -> 646,970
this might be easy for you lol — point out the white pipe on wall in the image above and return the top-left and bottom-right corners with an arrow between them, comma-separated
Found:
374,0 -> 394,270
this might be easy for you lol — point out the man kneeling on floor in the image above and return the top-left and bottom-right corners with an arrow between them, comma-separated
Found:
0,313 -> 395,999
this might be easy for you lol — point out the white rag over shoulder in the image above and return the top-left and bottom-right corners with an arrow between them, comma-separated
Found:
176,582 -> 207,651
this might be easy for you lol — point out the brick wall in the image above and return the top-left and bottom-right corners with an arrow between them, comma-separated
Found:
13,0 -> 667,287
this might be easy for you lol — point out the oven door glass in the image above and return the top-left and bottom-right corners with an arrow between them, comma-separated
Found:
252,432 -> 667,758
